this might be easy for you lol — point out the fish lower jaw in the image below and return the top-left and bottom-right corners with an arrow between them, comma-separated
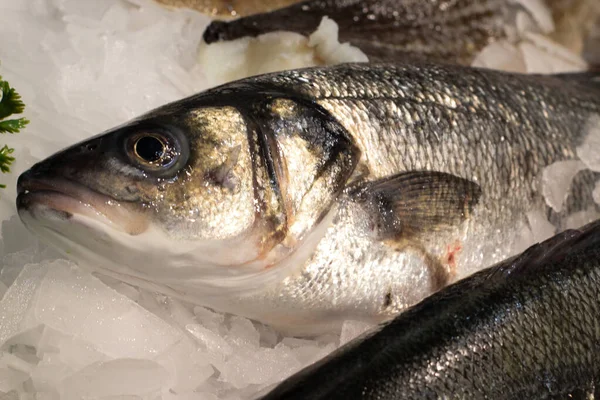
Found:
16,181 -> 148,235
16,204 -> 335,294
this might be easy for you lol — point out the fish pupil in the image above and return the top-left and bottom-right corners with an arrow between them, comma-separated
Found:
135,136 -> 165,163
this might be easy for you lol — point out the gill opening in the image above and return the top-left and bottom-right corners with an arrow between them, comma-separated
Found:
244,107 -> 291,258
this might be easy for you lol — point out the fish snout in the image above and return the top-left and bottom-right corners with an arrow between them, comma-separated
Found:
16,169 -> 33,197
202,20 -> 231,44
16,134 -> 109,213
31,136 -> 106,180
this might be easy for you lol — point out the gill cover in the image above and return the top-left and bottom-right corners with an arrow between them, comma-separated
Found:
179,84 -> 361,292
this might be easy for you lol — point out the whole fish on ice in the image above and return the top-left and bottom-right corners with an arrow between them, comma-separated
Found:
16,62 -> 600,334
261,219 -> 600,399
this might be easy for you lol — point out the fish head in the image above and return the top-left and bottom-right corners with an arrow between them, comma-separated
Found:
16,88 -> 359,295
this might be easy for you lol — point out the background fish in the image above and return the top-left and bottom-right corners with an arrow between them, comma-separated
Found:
547,0 -> 600,58
201,0 -> 538,66
260,219 -> 600,399
16,62 -> 600,335
154,0 -> 302,18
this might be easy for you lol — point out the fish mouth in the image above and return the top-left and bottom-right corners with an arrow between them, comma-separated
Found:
17,175 -> 149,235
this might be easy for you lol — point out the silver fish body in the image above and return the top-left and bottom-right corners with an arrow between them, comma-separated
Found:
260,219 -> 600,399
16,62 -> 600,335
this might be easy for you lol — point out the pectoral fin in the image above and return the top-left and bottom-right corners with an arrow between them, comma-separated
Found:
349,171 -> 482,240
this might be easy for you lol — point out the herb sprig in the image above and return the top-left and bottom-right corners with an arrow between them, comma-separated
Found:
0,73 -> 29,188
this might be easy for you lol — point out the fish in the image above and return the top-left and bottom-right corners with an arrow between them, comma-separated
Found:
154,0 -> 303,18
583,14 -> 600,69
202,0 -> 541,66
259,218 -> 600,399
16,62 -> 600,335
547,0 -> 600,57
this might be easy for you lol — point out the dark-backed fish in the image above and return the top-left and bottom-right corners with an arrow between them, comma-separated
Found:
202,0 -> 541,65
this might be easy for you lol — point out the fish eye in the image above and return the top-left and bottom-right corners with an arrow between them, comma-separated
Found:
126,130 -> 181,171
134,135 -> 167,164
121,124 -> 189,177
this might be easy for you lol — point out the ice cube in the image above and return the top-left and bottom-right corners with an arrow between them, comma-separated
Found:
32,261 -> 184,359
541,160 -> 586,212
0,264 -> 48,347
193,307 -> 225,334
166,298 -> 196,329
60,359 -> 169,399
564,207 -> 600,230
339,320 -> 374,345
523,32 -> 587,69
36,325 -> 65,356
154,340 -> 214,394
30,353 -> 73,393
0,352 -> 33,392
58,335 -> 108,371
256,324 -> 279,348
217,346 -> 300,389
97,276 -> 141,303
308,17 -> 368,65
186,325 -> 232,356
577,116 -> 600,172
519,41 -> 586,73
472,41 -> 526,73
526,209 -> 557,243
2,326 -> 44,357
165,393 -> 217,400
227,317 -> 259,349
287,343 -> 322,366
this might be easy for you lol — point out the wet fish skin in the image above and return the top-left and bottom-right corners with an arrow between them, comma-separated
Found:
16,62 -> 600,335
261,219 -> 600,400
202,0 -> 522,65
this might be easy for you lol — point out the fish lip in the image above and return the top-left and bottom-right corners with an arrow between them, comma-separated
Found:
16,175 -> 149,235
16,176 -> 109,225
17,176 -> 102,208
16,190 -> 74,219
